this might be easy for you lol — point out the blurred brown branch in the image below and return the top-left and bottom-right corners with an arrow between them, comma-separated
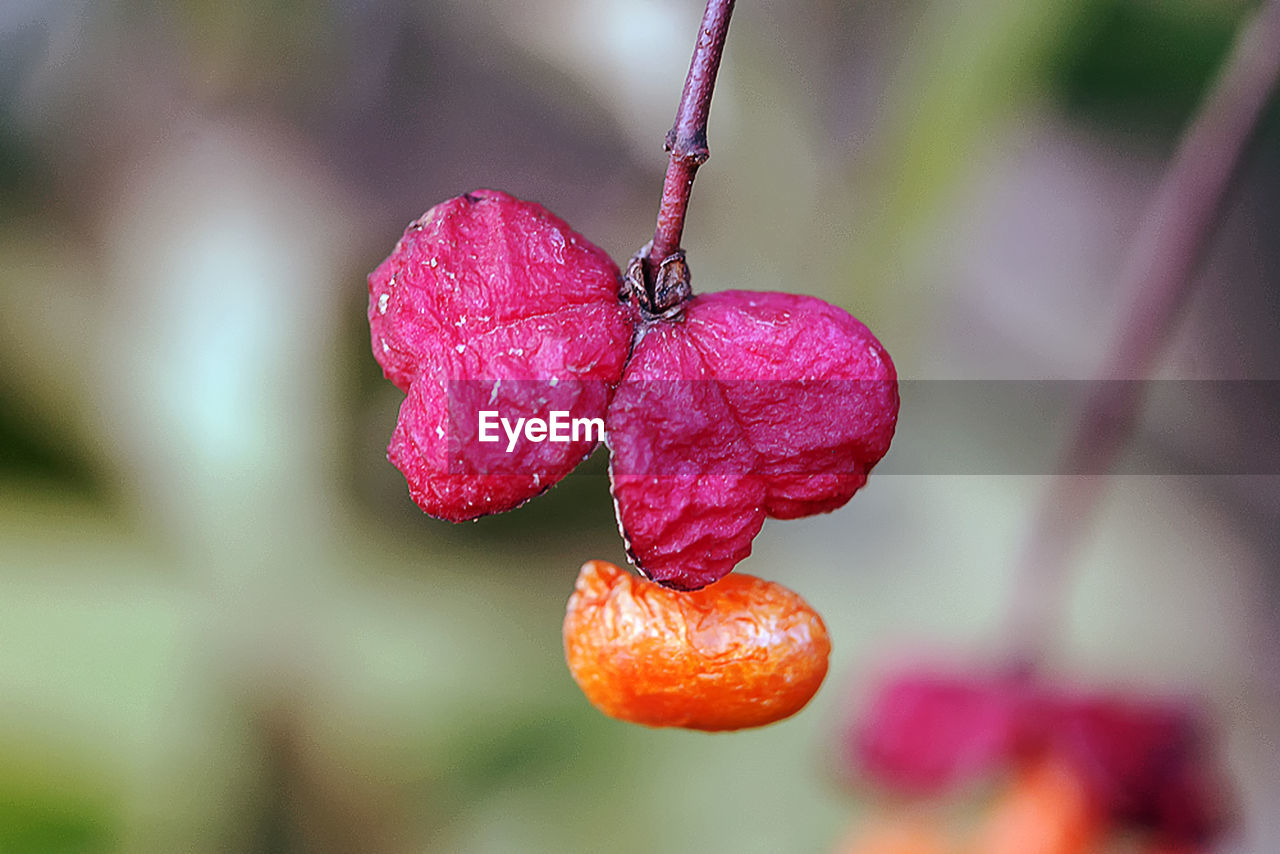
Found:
1008,0 -> 1280,667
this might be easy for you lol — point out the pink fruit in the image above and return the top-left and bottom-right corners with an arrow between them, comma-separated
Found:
848,665 -> 1231,845
1050,695 -> 1229,844
851,670 -> 1030,794
607,290 -> 898,589
368,191 -> 898,579
368,190 -> 634,520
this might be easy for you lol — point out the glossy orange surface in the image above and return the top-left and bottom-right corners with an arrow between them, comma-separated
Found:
562,560 -> 831,731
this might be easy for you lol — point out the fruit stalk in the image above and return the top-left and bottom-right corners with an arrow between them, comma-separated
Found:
1006,0 -> 1280,667
645,0 -> 737,280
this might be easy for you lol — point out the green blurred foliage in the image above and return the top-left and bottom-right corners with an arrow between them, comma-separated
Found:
0,392 -> 100,495
1050,0 -> 1243,131
0,740 -> 119,854
0,792 -> 115,854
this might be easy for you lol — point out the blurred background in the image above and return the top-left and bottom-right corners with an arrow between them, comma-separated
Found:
1,0 -> 1278,851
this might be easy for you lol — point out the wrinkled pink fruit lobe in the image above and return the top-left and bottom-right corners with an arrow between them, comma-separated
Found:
368,189 -> 633,520
608,291 -> 898,589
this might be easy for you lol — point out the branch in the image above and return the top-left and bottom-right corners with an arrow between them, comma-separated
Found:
1006,0 -> 1280,667
644,0 -> 737,287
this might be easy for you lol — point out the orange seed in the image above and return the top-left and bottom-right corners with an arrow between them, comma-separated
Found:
562,559 -> 831,731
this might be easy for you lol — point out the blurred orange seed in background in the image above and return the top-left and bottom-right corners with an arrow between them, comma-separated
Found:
1136,844 -> 1202,854
562,560 -> 830,731
835,814 -> 955,854
968,758 -> 1104,854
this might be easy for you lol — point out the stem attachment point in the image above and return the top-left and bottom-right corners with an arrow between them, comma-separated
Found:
626,243 -> 692,319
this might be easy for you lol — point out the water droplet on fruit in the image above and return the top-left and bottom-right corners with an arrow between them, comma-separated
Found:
549,229 -> 566,264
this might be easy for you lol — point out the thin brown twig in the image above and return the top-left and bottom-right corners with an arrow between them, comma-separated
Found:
645,0 -> 737,278
1006,0 -> 1280,668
